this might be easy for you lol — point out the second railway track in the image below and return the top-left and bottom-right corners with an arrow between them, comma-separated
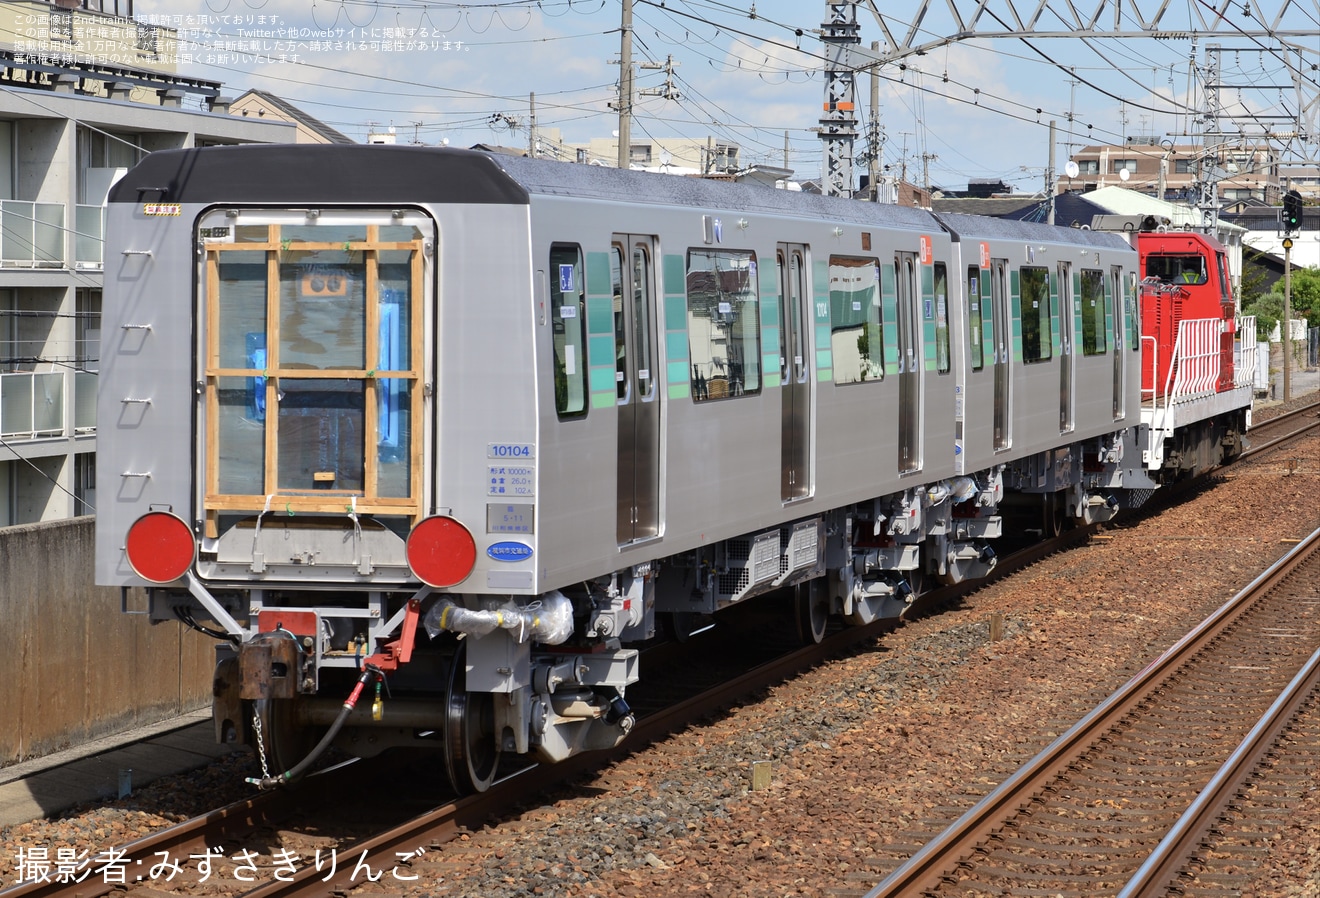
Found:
871,525 -> 1320,897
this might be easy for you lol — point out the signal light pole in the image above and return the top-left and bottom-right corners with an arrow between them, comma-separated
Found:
1283,236 -> 1293,401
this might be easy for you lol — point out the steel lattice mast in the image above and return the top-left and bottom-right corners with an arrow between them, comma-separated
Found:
819,3 -> 861,198
819,0 -> 1320,198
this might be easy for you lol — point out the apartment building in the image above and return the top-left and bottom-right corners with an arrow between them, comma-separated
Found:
0,0 -> 291,526
1065,139 -> 1282,204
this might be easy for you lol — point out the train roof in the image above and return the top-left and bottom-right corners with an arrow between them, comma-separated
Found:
491,153 -> 939,231
933,209 -> 1135,253
106,144 -> 531,206
105,145 -> 1134,256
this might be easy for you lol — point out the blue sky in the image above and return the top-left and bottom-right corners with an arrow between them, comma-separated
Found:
134,0 -> 1320,192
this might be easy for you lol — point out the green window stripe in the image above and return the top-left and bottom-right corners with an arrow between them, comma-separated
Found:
589,365 -> 615,392
663,293 -> 687,331
586,295 -> 613,335
663,253 -> 684,288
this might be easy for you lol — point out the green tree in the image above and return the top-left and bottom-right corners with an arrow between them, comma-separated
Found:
1238,247 -> 1275,309
1285,266 -> 1320,327
1243,291 -> 1282,342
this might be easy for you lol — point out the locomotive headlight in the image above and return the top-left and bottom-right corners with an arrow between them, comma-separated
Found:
406,516 -> 478,588
124,511 -> 197,583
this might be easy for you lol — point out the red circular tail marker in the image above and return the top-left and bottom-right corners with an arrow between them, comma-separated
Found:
125,511 -> 196,583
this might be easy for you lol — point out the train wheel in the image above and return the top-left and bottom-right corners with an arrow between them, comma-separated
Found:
252,698 -> 318,782
1043,492 -> 1066,538
906,558 -> 928,599
794,579 -> 829,645
443,642 -> 501,795
663,611 -> 707,643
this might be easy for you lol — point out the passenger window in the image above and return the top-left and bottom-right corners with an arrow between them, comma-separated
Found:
967,266 -> 984,371
933,262 -> 950,374
829,255 -> 883,383
685,249 -> 761,400
1020,266 -> 1052,363
611,246 -> 627,400
1080,269 -> 1107,356
550,244 -> 588,418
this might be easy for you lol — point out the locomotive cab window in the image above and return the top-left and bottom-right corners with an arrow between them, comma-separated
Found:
198,209 -> 431,538
686,249 -> 761,401
1146,253 -> 1205,286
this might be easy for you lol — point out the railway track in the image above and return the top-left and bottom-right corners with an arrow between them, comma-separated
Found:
6,401 -> 1317,898
1243,401 -> 1320,454
0,519 -> 1091,898
867,524 -> 1320,897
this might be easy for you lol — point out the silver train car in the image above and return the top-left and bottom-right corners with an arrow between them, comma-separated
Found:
96,145 -> 1243,793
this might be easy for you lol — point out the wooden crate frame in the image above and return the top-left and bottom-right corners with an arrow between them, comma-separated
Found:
202,223 -> 426,538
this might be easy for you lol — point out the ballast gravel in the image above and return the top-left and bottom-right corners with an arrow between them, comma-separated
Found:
2,395 -> 1319,898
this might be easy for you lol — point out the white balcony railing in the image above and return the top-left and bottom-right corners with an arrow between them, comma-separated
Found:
0,201 -> 105,270
0,371 -> 64,438
1,201 -> 64,268
74,370 -> 96,432
75,204 -> 104,269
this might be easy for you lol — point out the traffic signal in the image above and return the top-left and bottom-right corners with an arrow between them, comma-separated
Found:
1284,189 -> 1304,233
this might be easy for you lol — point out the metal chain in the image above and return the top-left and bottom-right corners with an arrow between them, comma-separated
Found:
252,707 -> 271,780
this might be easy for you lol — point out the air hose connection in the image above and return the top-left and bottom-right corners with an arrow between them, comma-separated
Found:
245,664 -> 383,790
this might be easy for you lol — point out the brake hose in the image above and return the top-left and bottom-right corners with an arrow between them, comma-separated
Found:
246,664 -> 382,790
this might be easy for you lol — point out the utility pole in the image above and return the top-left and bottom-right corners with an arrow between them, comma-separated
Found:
616,0 -> 634,169
1047,120 -> 1056,225
528,92 -> 537,158
868,40 -> 881,201
639,55 -> 680,103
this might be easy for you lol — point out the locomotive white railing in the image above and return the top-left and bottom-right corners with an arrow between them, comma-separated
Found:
1141,315 -> 1256,471
1162,317 -> 1222,404
1234,315 -> 1257,390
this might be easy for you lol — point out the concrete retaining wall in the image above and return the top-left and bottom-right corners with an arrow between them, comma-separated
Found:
0,517 -> 214,766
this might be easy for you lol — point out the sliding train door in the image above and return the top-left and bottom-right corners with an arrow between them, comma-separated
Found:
1112,266 -> 1127,419
896,251 -> 922,472
1058,262 -> 1075,433
613,234 -> 661,544
991,258 -> 1012,451
777,243 -> 812,501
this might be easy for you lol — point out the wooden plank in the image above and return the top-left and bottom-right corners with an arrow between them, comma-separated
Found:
203,494 -> 419,514
411,243 -> 426,523
364,235 -> 380,500
264,235 -> 281,496
204,251 -> 222,539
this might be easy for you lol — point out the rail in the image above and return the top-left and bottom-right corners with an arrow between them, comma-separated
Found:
866,525 -> 1320,896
